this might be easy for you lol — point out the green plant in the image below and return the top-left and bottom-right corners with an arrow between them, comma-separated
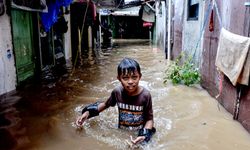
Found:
164,54 -> 201,86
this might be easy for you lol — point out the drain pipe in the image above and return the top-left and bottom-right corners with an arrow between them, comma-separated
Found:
167,0 -> 172,61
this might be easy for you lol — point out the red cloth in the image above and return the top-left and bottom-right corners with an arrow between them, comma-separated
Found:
209,9 -> 214,32
215,71 -> 224,99
143,22 -> 152,27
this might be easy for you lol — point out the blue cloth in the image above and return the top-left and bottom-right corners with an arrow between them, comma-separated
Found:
40,0 -> 72,32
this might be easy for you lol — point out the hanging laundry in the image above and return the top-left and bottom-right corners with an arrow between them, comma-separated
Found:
143,22 -> 153,27
141,2 -> 155,23
215,70 -> 224,99
238,49 -> 250,85
209,8 -> 214,32
215,28 -> 250,86
40,0 -> 73,32
40,2 -> 60,32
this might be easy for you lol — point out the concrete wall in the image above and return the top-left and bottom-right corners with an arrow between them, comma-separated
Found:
0,1 -> 16,95
155,1 -> 166,51
172,0 -> 185,59
172,0 -> 250,133
182,0 -> 205,64
201,0 -> 250,133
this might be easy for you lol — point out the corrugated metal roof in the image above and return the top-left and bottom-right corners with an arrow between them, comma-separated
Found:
93,0 -> 143,9
111,6 -> 141,16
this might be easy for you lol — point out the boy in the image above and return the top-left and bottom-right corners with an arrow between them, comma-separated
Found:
76,58 -> 155,144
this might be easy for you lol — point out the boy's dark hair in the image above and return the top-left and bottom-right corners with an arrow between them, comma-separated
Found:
117,58 -> 141,76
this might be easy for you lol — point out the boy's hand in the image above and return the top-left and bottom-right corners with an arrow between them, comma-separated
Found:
130,135 -> 146,144
75,111 -> 89,127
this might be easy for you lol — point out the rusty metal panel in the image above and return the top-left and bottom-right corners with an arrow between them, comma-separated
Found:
228,0 -> 246,35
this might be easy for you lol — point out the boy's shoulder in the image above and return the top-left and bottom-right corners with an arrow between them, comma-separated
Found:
112,85 -> 151,97
112,85 -> 123,93
141,87 -> 151,96
141,86 -> 150,93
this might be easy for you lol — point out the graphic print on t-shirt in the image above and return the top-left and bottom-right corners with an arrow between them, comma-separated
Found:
118,102 -> 144,130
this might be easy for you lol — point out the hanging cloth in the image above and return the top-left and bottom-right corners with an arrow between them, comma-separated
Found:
40,2 -> 60,32
215,28 -> 250,86
143,22 -> 153,27
209,8 -> 214,32
40,0 -> 73,32
141,3 -> 155,23
215,70 -> 224,98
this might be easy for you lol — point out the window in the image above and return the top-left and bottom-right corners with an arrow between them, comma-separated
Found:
187,0 -> 199,20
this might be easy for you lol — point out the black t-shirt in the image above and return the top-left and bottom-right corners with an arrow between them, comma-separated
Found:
105,85 -> 153,130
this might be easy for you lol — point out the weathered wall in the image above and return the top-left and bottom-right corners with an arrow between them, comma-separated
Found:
0,1 -> 16,95
172,0 -> 250,133
172,0 -> 184,59
155,1 -> 166,51
201,0 -> 250,133
182,0 -> 205,64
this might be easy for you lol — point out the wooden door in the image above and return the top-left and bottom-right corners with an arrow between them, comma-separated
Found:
11,9 -> 35,83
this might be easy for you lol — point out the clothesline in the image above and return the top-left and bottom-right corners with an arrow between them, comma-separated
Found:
192,0 -> 223,60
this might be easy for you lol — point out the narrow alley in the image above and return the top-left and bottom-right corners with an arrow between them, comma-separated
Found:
1,0 -> 250,150
1,39 -> 250,150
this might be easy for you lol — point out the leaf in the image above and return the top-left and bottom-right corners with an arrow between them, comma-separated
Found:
163,53 -> 201,86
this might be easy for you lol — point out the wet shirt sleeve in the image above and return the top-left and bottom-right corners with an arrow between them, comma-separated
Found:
143,92 -> 153,121
105,89 -> 117,107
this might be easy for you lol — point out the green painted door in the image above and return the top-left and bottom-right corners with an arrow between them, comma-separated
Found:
11,9 -> 35,83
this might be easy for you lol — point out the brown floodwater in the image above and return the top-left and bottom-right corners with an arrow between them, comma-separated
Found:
1,39 -> 250,150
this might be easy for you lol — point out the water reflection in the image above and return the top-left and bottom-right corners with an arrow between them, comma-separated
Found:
1,39 -> 250,150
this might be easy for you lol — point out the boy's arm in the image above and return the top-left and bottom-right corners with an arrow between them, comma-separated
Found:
76,102 -> 107,127
82,101 -> 107,118
97,102 -> 107,112
131,120 -> 155,144
132,92 -> 155,143
144,119 -> 154,129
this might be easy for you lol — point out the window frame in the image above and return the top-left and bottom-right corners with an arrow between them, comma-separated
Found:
187,0 -> 199,21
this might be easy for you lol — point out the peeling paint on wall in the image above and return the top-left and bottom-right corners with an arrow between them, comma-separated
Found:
182,0 -> 205,64
0,6 -> 16,95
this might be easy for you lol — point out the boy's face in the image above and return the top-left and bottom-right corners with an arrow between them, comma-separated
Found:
117,71 -> 141,94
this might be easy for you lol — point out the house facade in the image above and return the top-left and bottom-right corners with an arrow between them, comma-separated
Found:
0,0 -> 72,96
0,0 -> 149,97
172,0 -> 250,133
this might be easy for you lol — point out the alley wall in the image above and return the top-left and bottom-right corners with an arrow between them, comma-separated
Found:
155,1 -> 166,52
172,0 -> 205,64
0,3 -> 16,96
182,0 -> 205,64
172,0 -> 184,59
201,0 -> 250,133
172,0 -> 250,133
